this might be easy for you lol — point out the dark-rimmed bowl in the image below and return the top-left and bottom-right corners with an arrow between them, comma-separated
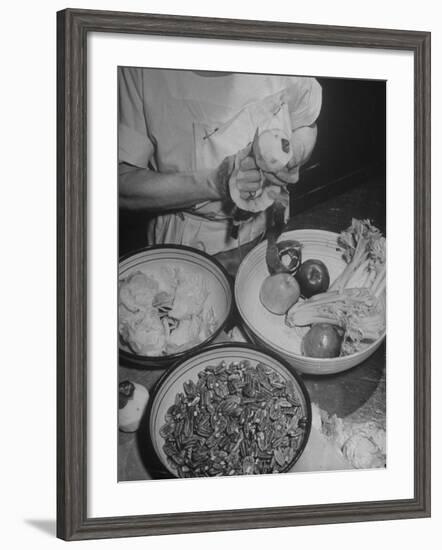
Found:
119,245 -> 233,369
140,342 -> 312,479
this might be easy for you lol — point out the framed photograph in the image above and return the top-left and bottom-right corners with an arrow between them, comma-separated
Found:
57,8 -> 431,541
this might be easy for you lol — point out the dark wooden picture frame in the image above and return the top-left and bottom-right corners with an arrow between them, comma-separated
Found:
57,8 -> 431,541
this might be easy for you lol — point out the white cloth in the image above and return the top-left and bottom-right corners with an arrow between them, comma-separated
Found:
119,68 -> 322,255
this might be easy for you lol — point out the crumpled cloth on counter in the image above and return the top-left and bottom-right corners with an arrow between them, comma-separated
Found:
312,403 -> 386,469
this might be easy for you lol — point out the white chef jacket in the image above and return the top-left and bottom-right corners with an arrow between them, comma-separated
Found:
119,68 -> 321,255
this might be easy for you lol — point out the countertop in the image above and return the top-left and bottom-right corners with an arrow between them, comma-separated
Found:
118,179 -> 386,480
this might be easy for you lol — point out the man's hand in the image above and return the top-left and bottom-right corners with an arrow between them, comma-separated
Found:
234,144 -> 263,200
264,161 -> 300,186
211,143 -> 264,202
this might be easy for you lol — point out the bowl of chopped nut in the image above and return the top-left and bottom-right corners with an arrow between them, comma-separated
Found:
140,343 -> 311,479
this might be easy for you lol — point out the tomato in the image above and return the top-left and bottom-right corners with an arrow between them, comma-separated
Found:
296,259 -> 330,298
302,323 -> 343,358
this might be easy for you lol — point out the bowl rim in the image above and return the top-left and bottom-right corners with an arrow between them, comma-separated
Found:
118,244 -> 234,367
141,341 -> 312,479
234,230 -> 386,364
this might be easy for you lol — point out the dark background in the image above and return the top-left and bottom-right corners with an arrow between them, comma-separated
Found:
290,77 -> 386,233
119,77 -> 386,256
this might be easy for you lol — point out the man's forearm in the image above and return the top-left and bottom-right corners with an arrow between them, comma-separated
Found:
119,163 -> 222,211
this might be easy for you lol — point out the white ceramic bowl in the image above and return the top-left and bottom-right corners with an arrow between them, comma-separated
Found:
235,229 -> 385,375
143,343 -> 311,478
119,245 -> 233,368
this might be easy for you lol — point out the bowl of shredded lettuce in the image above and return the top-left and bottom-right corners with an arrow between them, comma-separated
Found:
119,245 -> 233,368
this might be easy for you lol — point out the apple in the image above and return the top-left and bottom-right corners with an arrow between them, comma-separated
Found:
302,323 -> 343,358
296,259 -> 330,298
253,128 -> 293,173
260,273 -> 301,315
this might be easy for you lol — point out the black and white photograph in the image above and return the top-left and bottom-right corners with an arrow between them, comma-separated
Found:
117,67 -> 387,480
1,0 -> 436,545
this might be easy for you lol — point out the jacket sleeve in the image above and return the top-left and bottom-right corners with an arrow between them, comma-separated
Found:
284,77 -> 322,130
118,67 -> 155,168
